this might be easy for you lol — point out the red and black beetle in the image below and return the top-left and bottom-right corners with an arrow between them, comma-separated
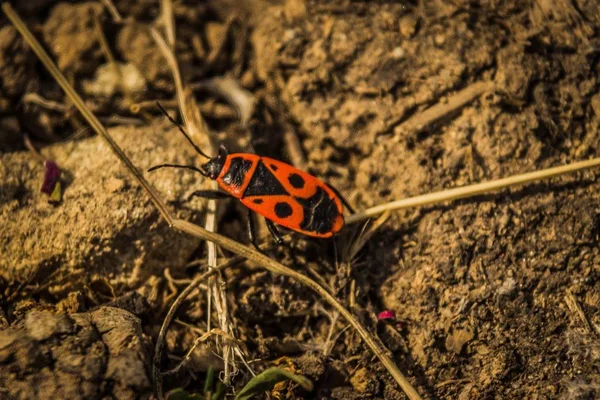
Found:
148,104 -> 353,246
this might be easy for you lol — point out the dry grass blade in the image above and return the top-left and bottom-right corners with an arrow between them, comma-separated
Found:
99,0 -> 122,22
159,0 -> 176,48
389,80 -> 495,136
346,158 -> 600,224
170,220 -> 421,400
1,4 -> 422,400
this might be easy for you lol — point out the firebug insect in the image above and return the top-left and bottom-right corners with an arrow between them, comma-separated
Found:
148,103 -> 354,247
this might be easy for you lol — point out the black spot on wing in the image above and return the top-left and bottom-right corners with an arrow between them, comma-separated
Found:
274,202 -> 293,219
288,173 -> 305,189
244,161 -> 288,196
295,186 -> 339,234
270,164 -> 278,171
252,198 -> 264,204
222,157 -> 253,189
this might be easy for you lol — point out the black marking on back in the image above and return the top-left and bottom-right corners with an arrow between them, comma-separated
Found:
252,198 -> 264,204
288,173 -> 305,189
274,202 -> 293,219
244,161 -> 288,196
222,157 -> 253,189
295,186 -> 339,234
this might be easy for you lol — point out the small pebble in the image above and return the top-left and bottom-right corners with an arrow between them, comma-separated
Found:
391,46 -> 405,60
399,15 -> 418,38
105,177 -> 126,193
434,33 -> 446,46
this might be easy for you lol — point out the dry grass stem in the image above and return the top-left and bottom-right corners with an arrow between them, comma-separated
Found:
99,0 -> 123,22
151,4 -> 239,387
346,157 -> 600,224
391,80 -> 495,136
565,290 -> 597,336
159,0 -> 176,48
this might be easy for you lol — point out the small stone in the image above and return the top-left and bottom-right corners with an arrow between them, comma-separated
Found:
445,327 -> 474,354
391,46 -> 405,60
84,63 -> 147,98
434,33 -> 446,46
350,367 -> 379,394
205,22 -> 227,51
57,291 -> 85,313
105,177 -> 126,193
25,310 -> 73,341
284,0 -> 307,22
399,15 -> 418,38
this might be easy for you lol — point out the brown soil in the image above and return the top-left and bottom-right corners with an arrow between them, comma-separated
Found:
1,1 -> 600,399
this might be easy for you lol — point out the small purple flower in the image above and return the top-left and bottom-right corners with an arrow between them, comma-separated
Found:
377,310 -> 396,321
41,160 -> 61,199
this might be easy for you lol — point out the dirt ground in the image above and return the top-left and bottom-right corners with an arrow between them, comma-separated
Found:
1,0 -> 600,399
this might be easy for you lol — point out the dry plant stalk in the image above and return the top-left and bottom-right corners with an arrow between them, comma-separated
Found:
1,4 -> 422,400
151,1 -> 239,385
346,158 -> 600,224
391,80 -> 496,137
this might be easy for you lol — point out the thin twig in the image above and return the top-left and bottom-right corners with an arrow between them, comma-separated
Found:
346,157 -> 600,224
93,16 -> 132,105
130,99 -> 178,114
565,290 -> 597,336
161,328 -> 233,376
159,0 -> 175,49
23,92 -> 67,112
23,92 -> 143,126
390,80 -> 495,137
322,308 -> 340,356
99,0 -> 123,22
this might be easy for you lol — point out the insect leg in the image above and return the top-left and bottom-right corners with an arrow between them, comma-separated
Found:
187,190 -> 231,201
247,209 -> 261,250
265,219 -> 284,245
327,184 -> 356,214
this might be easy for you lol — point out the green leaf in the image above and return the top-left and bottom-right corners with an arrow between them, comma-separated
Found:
212,381 -> 226,400
165,388 -> 203,400
204,367 -> 216,395
235,367 -> 313,400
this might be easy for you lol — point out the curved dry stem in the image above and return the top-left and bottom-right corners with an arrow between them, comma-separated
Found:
2,4 -> 422,400
172,219 -> 422,400
152,258 -> 240,394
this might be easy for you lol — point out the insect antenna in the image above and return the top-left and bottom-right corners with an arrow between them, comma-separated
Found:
148,163 -> 206,176
156,101 -> 212,159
